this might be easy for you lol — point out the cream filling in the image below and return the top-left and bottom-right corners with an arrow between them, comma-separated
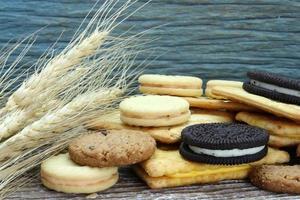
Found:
188,145 -> 265,157
250,80 -> 300,97
41,171 -> 117,186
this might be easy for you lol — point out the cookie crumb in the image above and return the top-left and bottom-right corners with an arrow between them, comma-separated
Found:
86,193 -> 98,199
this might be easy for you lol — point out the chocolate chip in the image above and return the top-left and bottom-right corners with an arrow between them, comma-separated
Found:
99,130 -> 108,136
89,146 -> 95,150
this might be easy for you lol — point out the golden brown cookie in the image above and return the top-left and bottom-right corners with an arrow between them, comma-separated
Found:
139,74 -> 203,97
211,86 -> 300,122
120,95 -> 190,127
250,165 -> 300,194
205,80 -> 243,99
297,144 -> 300,157
236,112 -> 300,138
87,110 -> 234,144
269,135 -> 300,148
69,130 -> 156,167
134,147 -> 289,188
41,153 -> 118,194
184,97 -> 258,112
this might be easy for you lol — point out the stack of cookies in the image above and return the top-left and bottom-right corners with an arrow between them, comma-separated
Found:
41,130 -> 156,194
40,71 -> 299,195
89,74 -> 288,190
210,71 -> 300,149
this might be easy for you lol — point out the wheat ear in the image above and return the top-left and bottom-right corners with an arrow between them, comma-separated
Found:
4,0 -> 135,110
0,88 -> 121,162
6,31 -> 108,110
0,34 -> 142,142
0,126 -> 88,197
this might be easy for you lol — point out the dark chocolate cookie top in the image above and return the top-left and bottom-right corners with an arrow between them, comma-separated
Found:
247,71 -> 300,90
181,123 -> 269,150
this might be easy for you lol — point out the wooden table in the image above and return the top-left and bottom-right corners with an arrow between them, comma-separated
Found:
6,167 -> 300,199
1,0 -> 300,199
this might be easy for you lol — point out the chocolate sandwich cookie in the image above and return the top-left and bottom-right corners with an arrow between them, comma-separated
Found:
179,123 -> 269,165
243,71 -> 300,105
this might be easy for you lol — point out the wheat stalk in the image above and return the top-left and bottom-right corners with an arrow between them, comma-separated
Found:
0,35 -> 143,142
5,32 -> 108,111
3,0 -> 137,112
0,0 -> 147,142
0,88 -> 121,162
0,0 -> 151,197
0,126 -> 87,198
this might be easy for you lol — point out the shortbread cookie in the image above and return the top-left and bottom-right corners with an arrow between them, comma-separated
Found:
184,97 -> 258,112
139,74 -> 203,97
134,148 -> 289,188
69,130 -> 156,167
41,153 -> 118,194
269,135 -> 300,148
87,110 -> 234,144
250,165 -> 300,194
236,112 -> 300,138
180,123 -> 269,164
119,95 -> 190,127
205,80 -> 243,99
244,71 -> 300,105
211,86 -> 300,122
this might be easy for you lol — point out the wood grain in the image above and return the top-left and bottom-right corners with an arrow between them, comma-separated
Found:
5,167 -> 300,200
1,0 -> 300,199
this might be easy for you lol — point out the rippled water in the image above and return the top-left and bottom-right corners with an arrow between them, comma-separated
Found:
0,0 -> 299,85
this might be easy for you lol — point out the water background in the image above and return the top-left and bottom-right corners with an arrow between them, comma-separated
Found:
0,0 -> 299,87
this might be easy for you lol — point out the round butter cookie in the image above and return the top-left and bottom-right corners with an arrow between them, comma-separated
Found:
69,130 -> 156,167
205,80 -> 243,99
138,74 -> 203,97
41,153 -> 118,194
180,123 -> 269,165
120,95 -> 190,127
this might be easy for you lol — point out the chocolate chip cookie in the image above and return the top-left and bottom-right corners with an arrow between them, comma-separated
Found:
69,130 -> 156,167
250,165 -> 300,194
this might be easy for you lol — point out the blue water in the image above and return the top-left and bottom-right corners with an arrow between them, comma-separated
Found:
0,0 -> 299,84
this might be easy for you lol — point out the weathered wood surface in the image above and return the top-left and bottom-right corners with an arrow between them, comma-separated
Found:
6,167 -> 300,200
1,0 -> 300,199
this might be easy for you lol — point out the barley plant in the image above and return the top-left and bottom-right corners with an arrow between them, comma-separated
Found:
0,0 -> 151,197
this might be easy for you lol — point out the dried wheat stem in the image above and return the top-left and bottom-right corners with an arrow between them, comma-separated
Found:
7,31 -> 108,110
0,126 -> 88,198
0,99 -> 60,141
0,88 -> 121,161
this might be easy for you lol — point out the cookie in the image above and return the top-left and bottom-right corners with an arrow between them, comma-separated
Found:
269,135 -> 300,148
211,86 -> 300,122
236,112 -> 300,138
138,74 -> 203,97
119,95 -> 190,127
69,130 -> 156,167
297,144 -> 300,157
180,123 -> 269,164
205,80 -> 243,99
244,71 -> 300,105
134,148 -> 289,188
183,97 -> 258,112
41,153 -> 118,194
87,110 -> 234,144
250,165 -> 300,194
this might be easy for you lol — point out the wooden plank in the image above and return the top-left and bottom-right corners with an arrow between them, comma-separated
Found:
5,167 -> 300,199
